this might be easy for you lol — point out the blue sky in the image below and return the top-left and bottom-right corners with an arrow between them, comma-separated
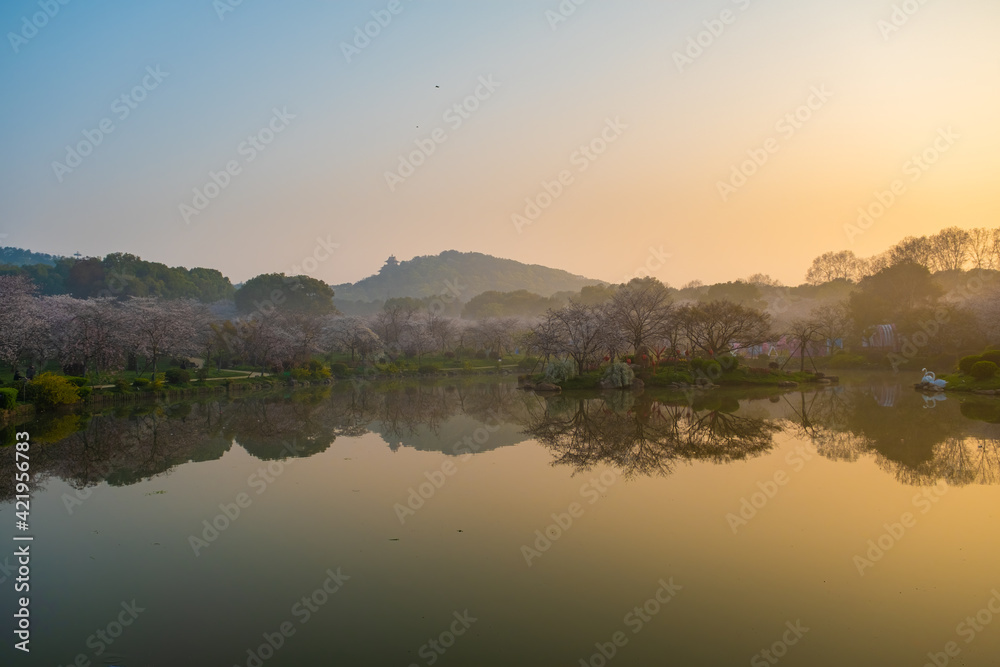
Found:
2,0 -> 998,286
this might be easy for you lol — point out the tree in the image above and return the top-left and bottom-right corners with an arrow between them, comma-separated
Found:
39,296 -> 130,376
678,300 -> 772,358
968,228 -> 999,270
0,275 -> 45,369
536,302 -> 614,374
608,277 -> 674,353
805,250 -> 860,285
745,273 -> 783,287
929,227 -> 972,271
848,262 -> 941,335
425,313 -> 457,352
125,298 -> 200,378
887,236 -> 933,268
324,317 -> 382,362
235,274 -> 336,316
469,317 -> 520,358
373,298 -> 420,347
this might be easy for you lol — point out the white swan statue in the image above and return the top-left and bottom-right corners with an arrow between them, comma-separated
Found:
921,369 -> 947,388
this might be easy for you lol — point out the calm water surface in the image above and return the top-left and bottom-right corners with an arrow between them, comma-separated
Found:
1,373 -> 999,666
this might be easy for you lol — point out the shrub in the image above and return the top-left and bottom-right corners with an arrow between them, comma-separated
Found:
443,351 -> 456,359
0,388 -> 17,409
113,377 -> 131,393
309,361 -> 331,381
980,350 -> 1000,366
165,368 -> 191,385
29,373 -> 81,410
474,350 -> 488,359
418,364 -> 441,374
133,377 -> 151,389
970,361 -> 998,381
690,358 -> 722,379
330,363 -> 350,378
543,359 -> 575,383
64,376 -> 88,388
718,355 -> 739,371
602,362 -> 635,388
959,355 -> 984,375
290,367 -> 311,382
195,368 -> 209,382
77,386 -> 92,400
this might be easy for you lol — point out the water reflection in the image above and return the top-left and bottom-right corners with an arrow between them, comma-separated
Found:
522,392 -> 780,478
3,375 -> 1000,502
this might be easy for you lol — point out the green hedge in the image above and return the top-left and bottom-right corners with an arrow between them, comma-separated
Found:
970,361 -> 999,381
959,355 -> 984,375
0,388 -> 17,410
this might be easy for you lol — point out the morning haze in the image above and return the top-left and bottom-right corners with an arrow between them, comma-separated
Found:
1,1 -> 1000,666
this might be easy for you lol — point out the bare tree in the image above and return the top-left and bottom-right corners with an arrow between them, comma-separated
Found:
538,302 -> 614,374
968,227 -> 999,270
678,300 -> 772,358
805,250 -> 860,284
608,277 -> 674,353
929,227 -> 972,271
888,236 -> 933,268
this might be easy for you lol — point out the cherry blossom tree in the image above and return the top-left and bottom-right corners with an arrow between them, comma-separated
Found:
0,275 -> 45,370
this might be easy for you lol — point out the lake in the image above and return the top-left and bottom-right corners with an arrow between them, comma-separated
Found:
2,373 -> 999,666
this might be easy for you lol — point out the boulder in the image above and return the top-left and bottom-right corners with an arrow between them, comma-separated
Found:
534,383 -> 562,393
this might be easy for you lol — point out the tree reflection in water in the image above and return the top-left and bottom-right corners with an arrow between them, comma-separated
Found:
1,378 -> 999,502
522,391 -> 780,478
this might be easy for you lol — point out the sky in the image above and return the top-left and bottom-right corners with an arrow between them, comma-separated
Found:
1,0 -> 998,288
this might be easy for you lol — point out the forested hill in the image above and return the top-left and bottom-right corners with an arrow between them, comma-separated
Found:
332,250 -> 603,302
0,250 -> 234,302
0,246 -> 60,267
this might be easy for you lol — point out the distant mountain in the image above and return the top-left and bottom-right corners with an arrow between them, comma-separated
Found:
332,250 -> 603,302
0,246 -> 60,267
